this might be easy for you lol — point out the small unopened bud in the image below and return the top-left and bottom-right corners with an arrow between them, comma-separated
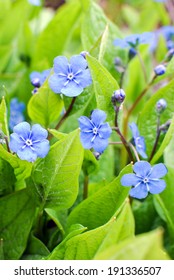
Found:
128,47 -> 137,60
154,64 -> 166,76
31,77 -> 41,88
93,152 -> 101,160
80,51 -> 89,59
32,88 -> 38,95
112,89 -> 126,106
156,98 -> 167,114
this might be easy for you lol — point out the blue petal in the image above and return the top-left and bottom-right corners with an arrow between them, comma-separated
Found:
31,124 -> 48,141
149,163 -> 168,179
92,135 -> 108,153
13,122 -> 31,139
98,123 -> 112,139
53,56 -> 69,74
80,131 -> 93,149
121,174 -> 141,187
61,81 -> 83,97
135,136 -> 147,159
91,109 -> 106,126
78,116 -> 93,131
129,183 -> 148,199
70,55 -> 87,73
77,69 -> 92,88
30,71 -> 42,82
49,74 -> 66,94
17,147 -> 37,162
129,122 -> 139,138
148,179 -> 166,194
114,38 -> 129,48
9,133 -> 24,153
133,161 -> 151,177
33,140 -> 50,158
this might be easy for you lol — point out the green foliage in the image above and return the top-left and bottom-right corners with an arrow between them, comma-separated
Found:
138,79 -> 174,158
87,55 -> 119,121
0,188 -> 36,259
28,81 -> 64,128
67,164 -> 132,230
31,129 -> 84,211
0,0 -> 174,261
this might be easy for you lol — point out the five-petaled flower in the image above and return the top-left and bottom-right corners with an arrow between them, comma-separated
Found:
9,122 -> 50,162
121,161 -> 168,199
48,55 -> 92,97
129,122 -> 147,159
78,109 -> 112,153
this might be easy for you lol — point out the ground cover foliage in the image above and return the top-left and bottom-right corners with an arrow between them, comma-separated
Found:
0,0 -> 174,260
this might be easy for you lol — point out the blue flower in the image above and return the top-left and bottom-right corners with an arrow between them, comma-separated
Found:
30,69 -> 50,88
28,0 -> 41,6
9,122 -> 50,162
154,64 -> 166,76
129,123 -> 147,159
114,32 -> 154,49
48,55 -> 92,97
78,109 -> 112,153
121,161 -> 168,199
9,98 -> 25,130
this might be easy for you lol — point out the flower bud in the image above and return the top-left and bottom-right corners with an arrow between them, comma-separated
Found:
165,48 -> 174,61
32,88 -> 39,95
80,51 -> 89,59
112,89 -> 126,106
154,64 -> 166,76
156,98 -> 167,113
128,47 -> 137,60
31,77 -> 41,88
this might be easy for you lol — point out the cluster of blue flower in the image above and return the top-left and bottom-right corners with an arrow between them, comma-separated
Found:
5,10 -> 171,200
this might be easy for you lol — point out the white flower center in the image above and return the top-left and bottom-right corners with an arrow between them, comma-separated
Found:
93,127 -> 98,135
67,73 -> 74,80
143,177 -> 149,183
25,139 -> 33,146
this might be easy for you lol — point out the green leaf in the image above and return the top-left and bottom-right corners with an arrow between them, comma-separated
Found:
138,79 -> 174,158
132,196 -> 157,234
94,202 -> 135,258
95,229 -> 169,260
82,150 -> 99,176
48,203 -> 134,260
47,224 -> 87,260
153,167 -> 174,239
32,0 -> 81,67
0,158 -> 16,196
31,129 -> 84,211
67,164 -> 132,230
0,188 -> 36,259
0,97 -> 9,137
22,234 -> 50,260
28,81 -> 64,128
0,145 -> 32,182
87,55 -> 119,121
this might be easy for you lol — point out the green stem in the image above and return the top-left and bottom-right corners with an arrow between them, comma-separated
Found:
149,115 -> 161,162
113,106 -> 134,162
